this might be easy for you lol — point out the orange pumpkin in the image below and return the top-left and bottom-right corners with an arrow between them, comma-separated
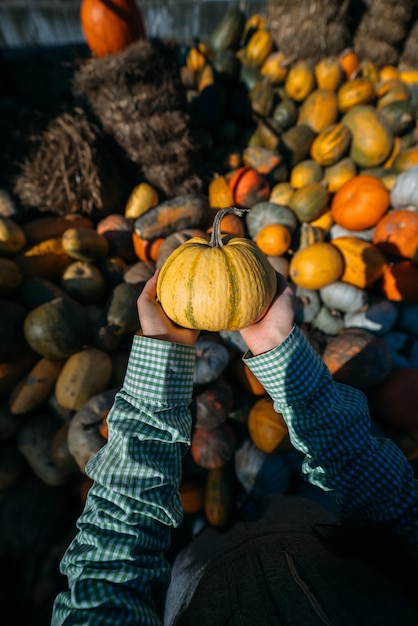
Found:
338,48 -> 360,81
373,209 -> 418,262
228,166 -> 270,208
207,211 -> 246,237
331,175 -> 390,231
331,236 -> 387,288
132,232 -> 164,262
248,396 -> 292,454
380,261 -> 418,303
255,223 -> 292,256
80,0 -> 145,58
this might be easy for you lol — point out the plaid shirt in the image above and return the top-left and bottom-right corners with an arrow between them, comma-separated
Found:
51,325 -> 418,626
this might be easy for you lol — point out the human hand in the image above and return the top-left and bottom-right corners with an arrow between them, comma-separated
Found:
137,271 -> 200,346
239,272 -> 296,356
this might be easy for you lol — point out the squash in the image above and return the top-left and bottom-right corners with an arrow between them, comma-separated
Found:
179,476 -> 206,514
331,236 -> 387,289
245,29 -> 274,67
284,59 -> 316,102
255,223 -> 292,256
246,201 -> 298,241
132,233 -> 165,263
55,347 -> 112,411
279,124 -> 316,168
310,123 -> 352,167
344,297 -> 398,335
249,79 -> 275,117
0,257 -> 22,294
289,242 -> 344,290
288,182 -> 330,223
242,147 -> 284,179
380,261 -> 418,303
319,281 -> 368,314
104,281 -> 144,335
368,368 -> 418,431
194,377 -> 234,430
260,51 -> 290,84
228,166 -> 270,208
8,357 -> 65,415
123,260 -> 155,285
60,261 -> 107,303
204,460 -> 235,526
289,160 -> 323,188
269,182 -> 294,206
191,423 -> 236,470
96,213 -> 135,263
375,78 -> 410,110
314,57 -> 344,91
157,207 -> 277,332
15,237 -> 73,279
80,0 -> 145,58
331,175 -> 390,231
208,6 -> 245,53
124,182 -> 159,220
208,174 -> 234,209
0,216 -> 26,254
248,396 -> 291,454
341,105 -> 394,168
272,98 -> 298,130
322,328 -> 392,389
338,49 -> 360,81
373,209 -> 418,262
392,147 -> 418,173
134,194 -> 210,240
337,77 -> 375,113
297,89 -> 339,133
23,297 -> 89,360
21,214 -> 93,245
62,227 -> 109,262
207,210 -> 246,238
323,156 -> 357,193
378,101 -> 416,136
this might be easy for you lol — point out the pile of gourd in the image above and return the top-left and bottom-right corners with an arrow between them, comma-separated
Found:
1,4 -> 418,613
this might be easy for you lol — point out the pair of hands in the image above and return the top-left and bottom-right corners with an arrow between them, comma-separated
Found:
137,270 -> 295,356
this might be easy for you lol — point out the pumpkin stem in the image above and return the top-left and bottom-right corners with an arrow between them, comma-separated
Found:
209,206 -> 249,248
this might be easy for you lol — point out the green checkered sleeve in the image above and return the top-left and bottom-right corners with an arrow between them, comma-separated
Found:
244,325 -> 418,555
51,335 -> 196,626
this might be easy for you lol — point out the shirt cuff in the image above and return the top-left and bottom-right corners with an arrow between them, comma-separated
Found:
243,325 -> 327,406
122,335 -> 196,405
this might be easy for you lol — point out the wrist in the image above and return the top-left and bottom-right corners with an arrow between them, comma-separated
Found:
241,324 -> 294,356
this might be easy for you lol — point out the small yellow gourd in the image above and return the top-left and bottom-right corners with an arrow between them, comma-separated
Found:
157,207 -> 277,331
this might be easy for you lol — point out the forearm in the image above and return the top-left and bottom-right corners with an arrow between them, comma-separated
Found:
243,326 -> 418,547
52,336 -> 195,626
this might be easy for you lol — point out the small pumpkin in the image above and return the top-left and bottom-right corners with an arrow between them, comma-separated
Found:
208,174 -> 235,209
157,207 -> 277,332
331,236 -> 387,289
80,0 -> 145,58
322,328 -> 392,389
124,182 -> 159,219
62,227 -> 109,262
319,281 -> 368,314
289,241 -> 345,290
194,377 -> 234,430
244,29 -> 274,67
314,57 -> 344,91
331,175 -> 390,231
228,166 -> 271,208
260,51 -> 290,84
191,422 -> 236,470
60,261 -> 107,303
246,201 -> 299,239
288,182 -> 330,223
337,77 -> 375,113
255,222 -> 292,256
392,147 -> 418,173
289,160 -> 323,188
372,209 -> 418,262
323,156 -> 357,193
132,232 -> 165,263
380,260 -> 418,303
338,49 -> 360,81
341,105 -> 394,168
248,396 -> 291,454
284,59 -> 316,102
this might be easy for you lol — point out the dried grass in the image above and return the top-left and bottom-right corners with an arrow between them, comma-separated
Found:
398,16 -> 418,69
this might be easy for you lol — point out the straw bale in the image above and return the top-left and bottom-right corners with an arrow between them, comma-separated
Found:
356,15 -> 408,45
14,108 -> 129,218
72,38 -> 204,198
398,16 -> 418,69
353,35 -> 399,66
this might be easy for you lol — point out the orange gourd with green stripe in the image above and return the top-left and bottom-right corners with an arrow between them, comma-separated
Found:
157,207 -> 276,331
310,123 -> 352,166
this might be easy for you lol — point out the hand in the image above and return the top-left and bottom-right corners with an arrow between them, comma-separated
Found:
137,271 -> 200,346
240,272 -> 296,356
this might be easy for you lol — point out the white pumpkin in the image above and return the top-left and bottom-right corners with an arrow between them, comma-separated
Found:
294,286 -> 321,323
319,281 -> 368,313
329,223 -> 375,242
344,298 -> 398,335
391,165 -> 418,209
312,305 -> 345,335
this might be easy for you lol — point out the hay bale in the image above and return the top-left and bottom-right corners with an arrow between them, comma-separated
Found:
72,38 -> 204,198
353,0 -> 414,65
398,14 -> 418,69
266,0 -> 352,62
14,108 -> 129,219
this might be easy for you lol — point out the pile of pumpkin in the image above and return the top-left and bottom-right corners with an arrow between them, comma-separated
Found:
2,6 -> 418,610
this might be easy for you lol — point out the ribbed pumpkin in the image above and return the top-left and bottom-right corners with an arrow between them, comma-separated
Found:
372,209 -> 418,262
157,207 -> 277,331
331,175 -> 390,231
297,89 -> 339,134
341,105 -> 394,168
310,123 -> 352,167
331,236 -> 387,288
80,0 -> 145,58
337,77 -> 375,113
289,241 -> 344,290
